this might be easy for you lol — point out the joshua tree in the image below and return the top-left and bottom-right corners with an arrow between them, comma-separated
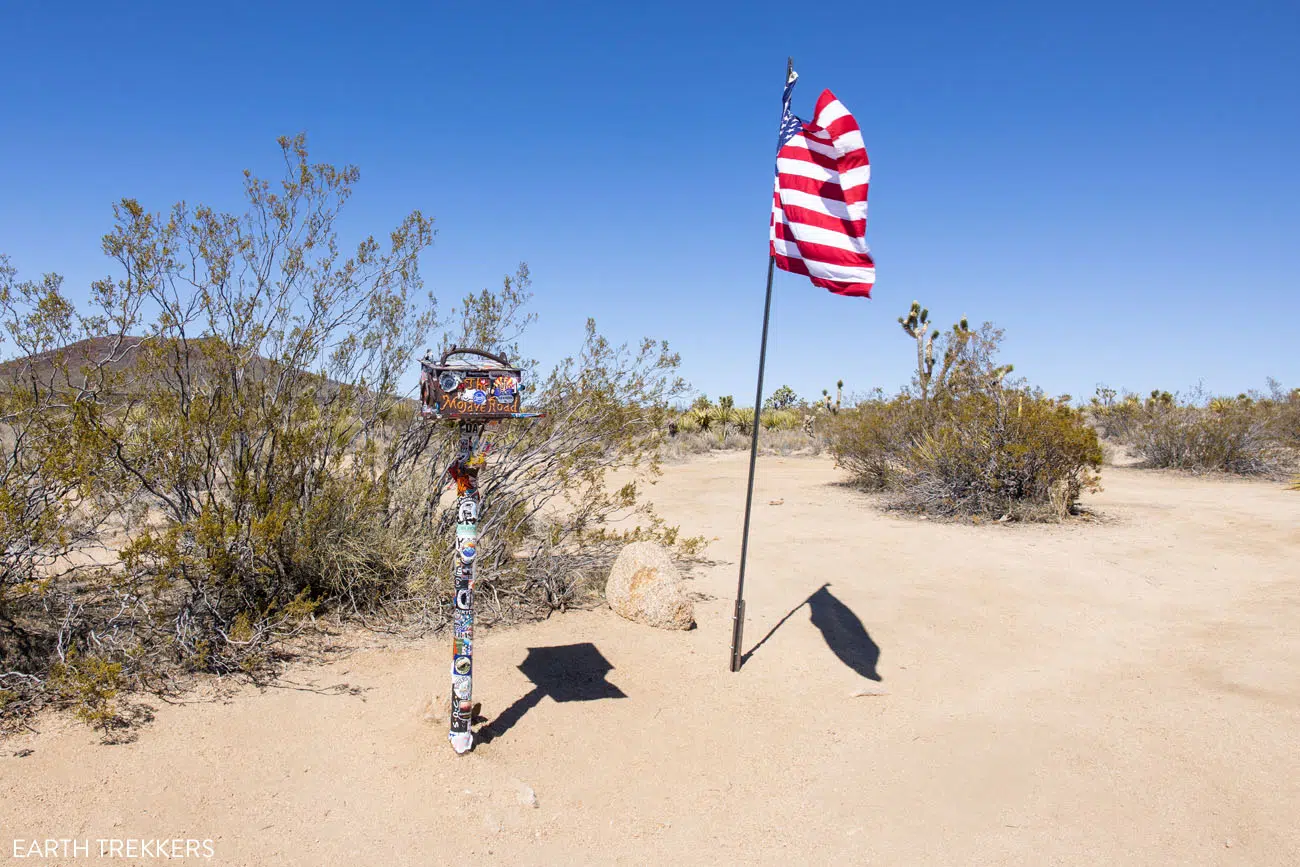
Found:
764,384 -> 798,411
899,301 -> 939,402
835,379 -> 843,413
906,306 -> 1013,399
935,315 -> 971,392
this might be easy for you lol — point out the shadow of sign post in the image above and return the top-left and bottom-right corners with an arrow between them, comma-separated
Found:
478,642 -> 626,745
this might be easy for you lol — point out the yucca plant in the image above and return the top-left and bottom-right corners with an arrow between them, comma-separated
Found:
675,411 -> 702,434
686,406 -> 712,431
773,409 -> 801,430
709,405 -> 736,442
702,397 -> 731,444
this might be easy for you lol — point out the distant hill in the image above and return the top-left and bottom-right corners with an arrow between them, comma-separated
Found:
0,336 -> 148,383
2,335 -> 307,390
1,336 -> 411,408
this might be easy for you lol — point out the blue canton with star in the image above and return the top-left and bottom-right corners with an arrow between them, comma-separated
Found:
778,75 -> 804,151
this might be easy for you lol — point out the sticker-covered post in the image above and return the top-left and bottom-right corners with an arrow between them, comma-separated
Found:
419,346 -> 543,754
446,424 -> 484,752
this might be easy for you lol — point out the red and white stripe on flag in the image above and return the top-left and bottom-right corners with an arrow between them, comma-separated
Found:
770,89 -> 875,297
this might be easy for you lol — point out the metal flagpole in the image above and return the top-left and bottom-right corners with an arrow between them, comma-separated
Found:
729,57 -> 794,673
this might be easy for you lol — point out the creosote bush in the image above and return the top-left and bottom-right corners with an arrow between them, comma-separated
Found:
1089,383 -> 1297,477
0,136 -> 700,731
47,649 -> 125,738
827,306 -> 1102,521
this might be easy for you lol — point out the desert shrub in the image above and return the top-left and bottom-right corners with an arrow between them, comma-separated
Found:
901,389 -> 1102,518
0,259 -> 113,586
1265,380 -> 1300,448
67,135 -> 439,675
46,649 -> 125,738
830,388 -> 1101,519
1088,386 -> 1146,441
824,397 -> 920,490
1128,394 -> 1291,476
760,427 -> 822,456
658,427 -> 820,461
0,136 -> 700,731
827,305 -> 1101,520
658,431 -> 716,462
1,257 -> 123,705
1091,382 -> 1296,477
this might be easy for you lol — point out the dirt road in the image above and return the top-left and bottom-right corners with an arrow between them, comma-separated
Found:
4,454 -> 1299,865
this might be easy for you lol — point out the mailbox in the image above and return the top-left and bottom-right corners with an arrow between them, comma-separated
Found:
419,346 -> 528,421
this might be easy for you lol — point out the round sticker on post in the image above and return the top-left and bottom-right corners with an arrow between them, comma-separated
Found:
470,390 -> 487,405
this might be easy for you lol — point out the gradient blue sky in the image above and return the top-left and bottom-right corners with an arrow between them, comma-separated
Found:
2,1 -> 1297,405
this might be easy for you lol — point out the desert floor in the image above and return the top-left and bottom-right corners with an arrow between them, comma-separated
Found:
3,453 -> 1299,866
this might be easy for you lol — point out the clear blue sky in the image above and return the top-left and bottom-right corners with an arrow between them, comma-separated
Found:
2,1 -> 1297,404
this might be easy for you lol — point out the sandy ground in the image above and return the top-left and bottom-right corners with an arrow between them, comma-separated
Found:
3,454 -> 1299,866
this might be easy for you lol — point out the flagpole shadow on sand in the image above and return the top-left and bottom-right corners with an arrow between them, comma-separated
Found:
740,583 -> 882,681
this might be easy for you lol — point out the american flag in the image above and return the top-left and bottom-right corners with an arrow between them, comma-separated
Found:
770,71 -> 875,297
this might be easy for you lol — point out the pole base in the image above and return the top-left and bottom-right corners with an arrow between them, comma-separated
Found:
449,731 -> 473,754
729,598 -> 746,672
